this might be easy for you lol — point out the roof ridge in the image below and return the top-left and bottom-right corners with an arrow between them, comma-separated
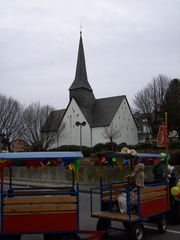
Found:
96,95 -> 125,101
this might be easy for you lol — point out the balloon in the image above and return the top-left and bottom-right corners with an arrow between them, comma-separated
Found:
177,182 -> 180,189
176,192 -> 180,198
171,186 -> 180,196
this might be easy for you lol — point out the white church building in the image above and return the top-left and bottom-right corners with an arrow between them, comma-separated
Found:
43,33 -> 138,149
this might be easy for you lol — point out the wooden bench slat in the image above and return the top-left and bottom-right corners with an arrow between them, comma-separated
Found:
92,211 -> 138,222
4,211 -> 76,215
102,196 -> 117,202
4,196 -> 76,204
140,185 -> 167,193
140,190 -> 167,201
4,203 -> 77,213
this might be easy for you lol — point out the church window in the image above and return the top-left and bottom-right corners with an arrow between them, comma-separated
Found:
70,115 -> 72,128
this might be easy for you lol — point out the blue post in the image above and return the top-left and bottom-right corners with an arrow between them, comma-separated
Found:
76,182 -> 80,231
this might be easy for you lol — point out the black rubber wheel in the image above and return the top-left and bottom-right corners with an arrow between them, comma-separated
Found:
44,234 -> 59,240
131,223 -> 144,240
123,221 -> 132,231
158,215 -> 167,233
172,201 -> 180,224
60,233 -> 80,240
44,233 -> 80,240
0,235 -> 21,240
96,218 -> 110,231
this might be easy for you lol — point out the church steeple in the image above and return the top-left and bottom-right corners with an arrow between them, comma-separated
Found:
69,32 -> 92,91
69,32 -> 95,109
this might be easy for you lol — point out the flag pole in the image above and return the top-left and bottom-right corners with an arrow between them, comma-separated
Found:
165,112 -> 168,177
165,112 -> 170,209
165,112 -> 168,153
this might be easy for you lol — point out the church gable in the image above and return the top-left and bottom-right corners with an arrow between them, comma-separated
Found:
90,96 -> 125,127
59,98 -> 91,147
111,97 -> 138,145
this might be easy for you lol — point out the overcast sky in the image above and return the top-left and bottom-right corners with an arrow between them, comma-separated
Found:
0,0 -> 180,109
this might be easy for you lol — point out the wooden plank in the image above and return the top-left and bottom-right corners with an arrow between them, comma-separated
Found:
4,211 -> 76,215
102,196 -> 117,202
140,185 -> 167,194
4,196 -> 76,204
102,191 -> 120,198
140,190 -> 167,201
13,188 -> 73,195
92,211 -> 139,222
111,183 -> 128,190
4,203 -> 77,213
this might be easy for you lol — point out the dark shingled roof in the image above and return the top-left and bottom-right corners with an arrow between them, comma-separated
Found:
42,109 -> 65,132
76,95 -> 125,127
69,33 -> 92,91
90,95 -> 125,127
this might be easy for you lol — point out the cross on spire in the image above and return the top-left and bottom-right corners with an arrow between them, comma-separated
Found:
80,23 -> 83,36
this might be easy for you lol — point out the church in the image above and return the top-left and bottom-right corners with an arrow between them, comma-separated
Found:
43,33 -> 138,149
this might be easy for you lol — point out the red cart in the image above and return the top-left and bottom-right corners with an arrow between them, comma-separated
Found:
0,152 -> 103,240
90,152 -> 170,240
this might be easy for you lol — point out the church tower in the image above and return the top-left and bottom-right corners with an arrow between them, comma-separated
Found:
69,32 -> 95,109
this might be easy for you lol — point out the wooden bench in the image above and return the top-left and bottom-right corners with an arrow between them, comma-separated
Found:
140,184 -> 167,202
102,183 -> 128,202
92,211 -> 139,222
3,195 -> 77,215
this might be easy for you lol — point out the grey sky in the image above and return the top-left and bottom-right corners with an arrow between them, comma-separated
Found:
0,0 -> 180,109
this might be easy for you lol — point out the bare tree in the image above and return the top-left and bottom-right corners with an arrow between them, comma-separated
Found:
22,102 -> 56,150
42,121 -> 66,150
102,124 -> 121,150
0,94 -> 24,151
163,79 -> 180,139
133,74 -> 170,137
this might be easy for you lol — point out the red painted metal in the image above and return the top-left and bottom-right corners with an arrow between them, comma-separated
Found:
3,212 -> 77,233
140,197 -> 168,217
80,230 -> 105,240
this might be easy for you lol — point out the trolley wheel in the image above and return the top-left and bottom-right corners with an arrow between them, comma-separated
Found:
44,233 -> 80,240
123,221 -> 132,231
44,234 -> 59,240
0,235 -> 21,240
158,215 -> 167,233
60,233 -> 80,240
96,218 -> 110,231
131,223 -> 144,240
172,200 -> 180,224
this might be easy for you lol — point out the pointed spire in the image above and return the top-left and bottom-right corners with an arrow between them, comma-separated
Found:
69,32 -> 92,91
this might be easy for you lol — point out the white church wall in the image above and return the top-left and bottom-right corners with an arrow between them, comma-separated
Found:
91,127 -> 108,146
112,98 -> 138,145
91,98 -> 138,146
57,99 -> 91,147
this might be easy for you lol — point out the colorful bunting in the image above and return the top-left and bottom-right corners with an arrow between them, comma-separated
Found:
40,161 -> 45,168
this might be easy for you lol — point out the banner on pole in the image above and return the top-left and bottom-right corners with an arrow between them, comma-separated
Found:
157,122 -> 167,148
